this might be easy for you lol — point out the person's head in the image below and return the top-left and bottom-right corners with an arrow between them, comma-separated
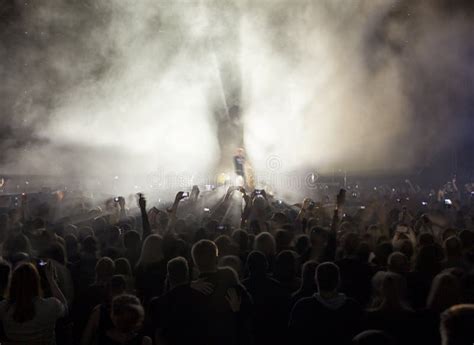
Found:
81,235 -> 98,255
427,273 -> 462,313
47,242 -> 66,265
106,275 -> 127,300
295,235 -> 310,256
64,234 -> 79,259
356,242 -> 371,263
114,258 -> 132,277
373,242 -> 393,268
315,262 -> 340,295
342,232 -> 360,257
0,260 -> 11,297
2,234 -> 31,258
191,240 -> 218,273
300,260 -> 318,291
219,255 -> 242,278
377,272 -> 409,311
444,236 -> 462,258
310,227 -> 329,249
110,294 -> 145,334
418,232 -> 435,248
388,252 -> 409,274
254,232 -> 276,257
246,250 -> 268,277
231,229 -> 248,252
214,235 -> 236,257
397,239 -> 414,262
236,147 -> 244,156
441,304 -> 474,345
274,229 -> 293,253
95,257 -> 115,284
138,234 -> 163,265
415,244 -> 442,276
274,250 -> 297,282
8,263 -> 42,322
167,256 -> 189,288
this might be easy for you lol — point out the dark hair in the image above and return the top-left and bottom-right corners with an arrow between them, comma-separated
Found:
300,260 -> 318,291
8,263 -> 41,323
316,262 -> 340,292
114,258 -> 132,277
441,304 -> 474,345
123,230 -> 141,250
274,250 -> 297,282
246,250 -> 268,276
111,294 -> 144,333
191,240 -> 218,271
167,256 -> 189,285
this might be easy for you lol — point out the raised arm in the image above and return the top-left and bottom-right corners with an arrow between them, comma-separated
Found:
138,193 -> 152,240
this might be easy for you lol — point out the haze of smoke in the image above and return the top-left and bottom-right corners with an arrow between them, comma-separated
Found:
0,0 -> 473,195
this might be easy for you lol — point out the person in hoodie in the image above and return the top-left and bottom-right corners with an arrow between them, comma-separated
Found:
288,262 -> 364,345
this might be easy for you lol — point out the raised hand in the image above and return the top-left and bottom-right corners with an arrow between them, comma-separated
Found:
137,193 -> 146,210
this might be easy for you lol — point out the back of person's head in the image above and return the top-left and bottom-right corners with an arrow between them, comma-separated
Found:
114,258 -> 132,277
95,257 -> 115,284
300,260 -> 318,291
8,263 -> 41,322
378,272 -> 409,311
352,330 -> 396,345
343,232 -> 360,257
64,234 -> 79,258
295,235 -> 310,256
78,226 -> 95,243
0,260 -> 11,296
167,256 -> 189,287
356,242 -> 371,263
274,250 -> 297,282
82,235 -> 98,255
231,229 -> 248,252
254,232 -> 276,257
111,294 -> 144,333
274,229 -> 293,253
441,304 -> 474,345
138,234 -> 163,265
397,239 -> 414,261
310,227 -> 329,248
214,235 -> 236,257
219,255 -> 242,278
3,234 -> 31,258
418,232 -> 435,247
373,242 -> 393,267
315,262 -> 340,294
106,275 -> 127,299
192,240 -> 218,273
123,230 -> 141,250
47,242 -> 66,265
445,236 -> 462,258
388,252 -> 409,274
427,272 -> 462,313
415,244 -> 442,275
246,250 -> 268,277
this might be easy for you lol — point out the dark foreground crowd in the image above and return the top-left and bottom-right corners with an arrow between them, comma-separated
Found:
1,179 -> 474,345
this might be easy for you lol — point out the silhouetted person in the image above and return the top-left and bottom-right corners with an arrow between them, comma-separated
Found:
289,262 -> 364,345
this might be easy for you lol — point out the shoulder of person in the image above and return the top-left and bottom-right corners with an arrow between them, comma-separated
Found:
41,297 -> 66,315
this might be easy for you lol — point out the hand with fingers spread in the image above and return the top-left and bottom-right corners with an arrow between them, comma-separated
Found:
191,279 -> 214,296
226,288 -> 241,312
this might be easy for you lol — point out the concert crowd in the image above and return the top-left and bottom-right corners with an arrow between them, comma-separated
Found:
1,177 -> 474,345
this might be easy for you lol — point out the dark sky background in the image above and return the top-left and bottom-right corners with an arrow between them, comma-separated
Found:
0,0 -> 473,182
